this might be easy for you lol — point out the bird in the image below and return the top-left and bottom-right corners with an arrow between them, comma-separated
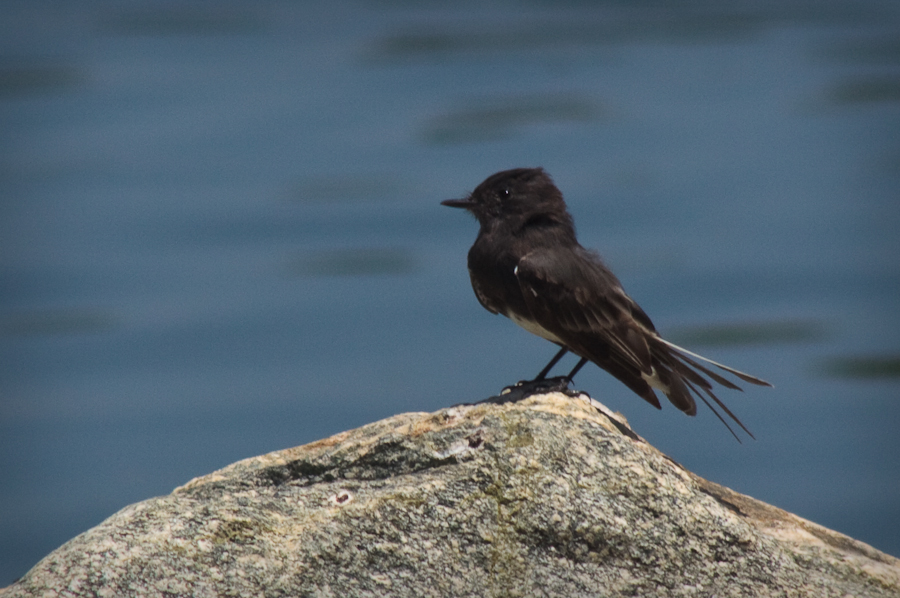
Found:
441,167 -> 771,440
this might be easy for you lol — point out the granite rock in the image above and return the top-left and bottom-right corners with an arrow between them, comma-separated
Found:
4,392 -> 899,597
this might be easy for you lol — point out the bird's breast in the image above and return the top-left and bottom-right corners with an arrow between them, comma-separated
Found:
470,275 -> 500,314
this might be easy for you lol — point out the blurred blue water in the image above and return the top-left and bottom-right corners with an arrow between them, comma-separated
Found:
2,0 -> 899,583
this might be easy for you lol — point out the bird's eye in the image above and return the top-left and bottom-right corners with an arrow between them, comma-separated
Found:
499,188 -> 510,199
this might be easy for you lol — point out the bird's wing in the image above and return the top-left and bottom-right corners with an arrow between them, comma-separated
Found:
516,246 -> 770,441
514,246 -> 663,408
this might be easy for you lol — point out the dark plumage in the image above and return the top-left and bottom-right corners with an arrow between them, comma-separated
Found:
442,167 -> 771,439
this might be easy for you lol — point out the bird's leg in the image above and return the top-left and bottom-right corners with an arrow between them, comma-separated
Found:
500,347 -> 576,398
535,346 -> 569,380
565,357 -> 588,383
520,356 -> 588,395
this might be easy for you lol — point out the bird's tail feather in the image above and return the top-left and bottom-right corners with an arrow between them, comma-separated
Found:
654,338 -> 770,441
673,350 -> 742,390
682,379 -> 751,442
658,338 -> 772,387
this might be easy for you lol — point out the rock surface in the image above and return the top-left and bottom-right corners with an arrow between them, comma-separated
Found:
4,392 -> 899,597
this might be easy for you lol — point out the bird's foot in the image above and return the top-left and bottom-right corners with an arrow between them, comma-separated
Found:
477,376 -> 584,405
503,376 -> 572,395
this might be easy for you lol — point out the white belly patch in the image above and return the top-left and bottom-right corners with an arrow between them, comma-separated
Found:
508,311 -> 563,344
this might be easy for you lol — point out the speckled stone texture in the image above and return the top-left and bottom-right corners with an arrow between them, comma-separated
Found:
4,392 -> 899,597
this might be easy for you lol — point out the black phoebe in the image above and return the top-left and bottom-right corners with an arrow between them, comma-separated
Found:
442,167 -> 771,439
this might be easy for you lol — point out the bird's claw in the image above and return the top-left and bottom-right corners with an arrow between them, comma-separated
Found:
475,376 -> 587,406
498,376 -> 580,401
501,376 -> 572,396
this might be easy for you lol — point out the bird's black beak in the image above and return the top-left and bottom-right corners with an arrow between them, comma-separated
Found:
441,198 -> 474,209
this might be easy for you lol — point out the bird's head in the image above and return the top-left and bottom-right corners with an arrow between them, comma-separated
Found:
441,167 -> 572,232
